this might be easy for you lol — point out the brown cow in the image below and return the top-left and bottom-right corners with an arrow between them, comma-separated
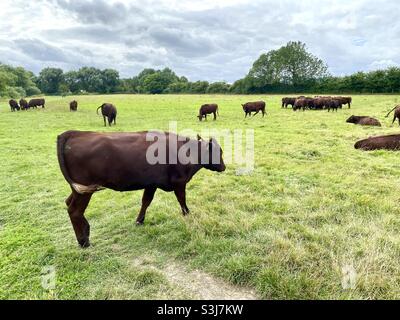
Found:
355,134 -> 400,151
346,115 -> 381,127
70,100 -> 78,112
19,99 -> 28,110
293,98 -> 308,111
327,99 -> 341,112
385,105 -> 400,126
313,97 -> 329,110
96,103 -> 117,126
9,99 -> 20,112
337,96 -> 352,109
28,98 -> 45,109
242,101 -> 266,118
282,97 -> 296,109
57,130 -> 226,247
198,104 -> 219,121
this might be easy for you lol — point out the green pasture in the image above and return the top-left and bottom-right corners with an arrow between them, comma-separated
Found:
1,94 -> 400,299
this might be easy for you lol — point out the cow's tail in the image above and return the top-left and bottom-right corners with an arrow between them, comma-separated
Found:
217,106 -> 219,116
386,106 -> 397,118
57,131 -> 104,195
96,105 -> 103,115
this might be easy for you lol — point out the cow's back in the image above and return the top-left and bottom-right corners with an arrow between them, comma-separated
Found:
59,131 -> 189,192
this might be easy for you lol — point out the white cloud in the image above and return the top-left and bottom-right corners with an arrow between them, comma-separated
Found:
0,0 -> 399,82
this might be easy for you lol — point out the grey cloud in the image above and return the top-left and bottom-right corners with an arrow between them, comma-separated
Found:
14,39 -> 68,62
50,0 -> 131,25
1,0 -> 400,82
148,28 -> 214,57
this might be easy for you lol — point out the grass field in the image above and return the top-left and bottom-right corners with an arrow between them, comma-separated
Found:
1,94 -> 400,300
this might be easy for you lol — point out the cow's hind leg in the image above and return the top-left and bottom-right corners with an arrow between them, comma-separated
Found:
103,116 -> 106,126
136,187 -> 157,225
65,192 -> 74,207
174,184 -> 189,216
67,191 -> 92,248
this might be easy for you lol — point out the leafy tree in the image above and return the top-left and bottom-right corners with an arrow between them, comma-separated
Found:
207,81 -> 231,94
64,71 -> 81,93
189,81 -> 209,93
76,67 -> 103,93
248,41 -> 329,92
100,69 -> 120,93
36,67 -> 64,94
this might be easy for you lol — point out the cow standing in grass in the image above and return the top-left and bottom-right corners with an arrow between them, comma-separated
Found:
57,130 -> 226,247
386,105 -> 400,126
9,99 -> 20,112
198,104 -> 219,121
282,97 -> 296,109
242,101 -> 266,118
327,99 -> 341,112
97,103 -> 117,126
29,98 -> 45,109
337,96 -> 352,108
19,99 -> 28,110
70,100 -> 78,112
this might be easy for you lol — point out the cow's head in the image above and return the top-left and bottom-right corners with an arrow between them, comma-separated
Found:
198,114 -> 203,121
346,115 -> 356,123
198,136 -> 226,172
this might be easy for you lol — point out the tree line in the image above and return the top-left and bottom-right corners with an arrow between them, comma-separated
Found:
1,41 -> 400,97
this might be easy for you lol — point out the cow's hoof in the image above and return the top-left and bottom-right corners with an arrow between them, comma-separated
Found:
136,221 -> 144,226
79,239 -> 90,248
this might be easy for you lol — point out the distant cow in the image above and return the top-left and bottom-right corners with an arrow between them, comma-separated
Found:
355,134 -> 400,151
28,98 -> 45,109
313,97 -> 329,110
282,97 -> 296,109
70,100 -> 78,112
242,101 -> 266,118
96,103 -> 117,126
198,104 -> 219,121
346,115 -> 381,127
19,99 -> 28,110
9,99 -> 20,112
293,98 -> 308,111
327,99 -> 341,112
385,105 -> 400,126
57,130 -> 226,247
337,96 -> 352,109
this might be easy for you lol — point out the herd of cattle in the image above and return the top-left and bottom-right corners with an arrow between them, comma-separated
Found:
7,95 -> 400,247
9,98 -> 45,111
282,96 -> 352,111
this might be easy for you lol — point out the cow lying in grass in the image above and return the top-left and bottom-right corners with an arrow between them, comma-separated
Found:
346,115 -> 381,127
355,134 -> 400,151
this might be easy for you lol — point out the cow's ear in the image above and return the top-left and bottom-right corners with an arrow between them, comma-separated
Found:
197,134 -> 202,141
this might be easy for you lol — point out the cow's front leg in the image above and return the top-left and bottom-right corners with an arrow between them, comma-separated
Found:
136,187 -> 157,225
174,184 -> 189,216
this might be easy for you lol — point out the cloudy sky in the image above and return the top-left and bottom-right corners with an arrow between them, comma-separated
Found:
0,0 -> 399,82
